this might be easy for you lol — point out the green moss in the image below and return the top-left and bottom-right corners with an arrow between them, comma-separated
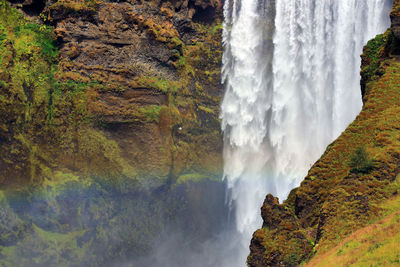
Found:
176,173 -> 215,185
361,30 -> 393,86
0,0 -> 222,189
136,76 -> 180,94
0,4 -> 225,264
306,195 -> 400,267
198,105 -> 215,114
134,105 -> 162,123
177,22 -> 222,84
0,1 -> 141,187
45,0 -> 101,19
0,0 -> 58,124
392,0 -> 400,14
3,224 -> 88,266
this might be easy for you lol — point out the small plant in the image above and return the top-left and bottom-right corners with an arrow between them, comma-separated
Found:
349,146 -> 375,174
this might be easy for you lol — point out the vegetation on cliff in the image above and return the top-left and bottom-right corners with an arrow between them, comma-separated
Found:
1,0 -> 224,188
0,0 -> 134,188
248,2 -> 400,266
306,195 -> 400,266
0,0 -> 225,265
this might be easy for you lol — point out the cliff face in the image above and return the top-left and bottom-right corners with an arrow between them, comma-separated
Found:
0,0 -> 223,189
248,1 -> 400,266
391,0 -> 400,53
0,0 -> 225,265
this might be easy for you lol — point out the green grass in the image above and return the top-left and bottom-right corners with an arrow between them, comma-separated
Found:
306,195 -> 400,267
136,105 -> 163,123
304,60 -> 400,251
361,31 -> 392,83
136,76 -> 180,94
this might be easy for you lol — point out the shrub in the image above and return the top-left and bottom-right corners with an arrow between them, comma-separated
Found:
349,146 -> 375,174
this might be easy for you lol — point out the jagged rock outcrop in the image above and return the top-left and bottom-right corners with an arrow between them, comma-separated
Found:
248,1 -> 400,266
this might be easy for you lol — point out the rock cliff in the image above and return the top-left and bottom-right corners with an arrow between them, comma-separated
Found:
1,0 -> 224,189
0,0 -> 225,265
248,1 -> 400,266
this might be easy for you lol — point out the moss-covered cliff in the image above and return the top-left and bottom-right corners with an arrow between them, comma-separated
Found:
248,1 -> 400,266
0,0 -> 223,190
0,0 -> 225,265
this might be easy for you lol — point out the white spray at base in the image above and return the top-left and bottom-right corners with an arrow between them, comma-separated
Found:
221,0 -> 392,265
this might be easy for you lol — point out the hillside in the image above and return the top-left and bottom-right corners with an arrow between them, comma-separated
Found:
306,195 -> 400,266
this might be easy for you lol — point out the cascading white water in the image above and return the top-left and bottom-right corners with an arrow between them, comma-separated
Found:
221,0 -> 392,265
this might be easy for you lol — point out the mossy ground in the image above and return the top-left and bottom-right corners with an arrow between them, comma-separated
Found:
300,58 -> 400,251
305,193 -> 400,267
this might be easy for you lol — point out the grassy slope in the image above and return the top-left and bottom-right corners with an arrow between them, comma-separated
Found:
306,194 -> 400,266
303,29 -> 400,263
307,57 -> 400,251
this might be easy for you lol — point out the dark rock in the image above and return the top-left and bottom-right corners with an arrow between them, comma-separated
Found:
391,4 -> 400,54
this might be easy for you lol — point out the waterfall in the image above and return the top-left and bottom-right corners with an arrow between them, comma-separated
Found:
221,0 -> 392,265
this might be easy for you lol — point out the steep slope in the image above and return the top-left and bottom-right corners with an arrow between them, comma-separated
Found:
306,195 -> 400,266
248,1 -> 400,266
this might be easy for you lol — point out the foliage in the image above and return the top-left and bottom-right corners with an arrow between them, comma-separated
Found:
348,146 -> 375,173
361,31 -> 391,83
136,76 -> 180,94
137,105 -> 163,123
